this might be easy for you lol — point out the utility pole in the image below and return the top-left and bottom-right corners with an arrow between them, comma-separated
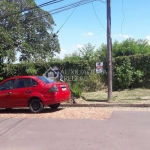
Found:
107,0 -> 112,100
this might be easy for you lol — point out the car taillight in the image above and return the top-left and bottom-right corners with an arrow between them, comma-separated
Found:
48,85 -> 58,92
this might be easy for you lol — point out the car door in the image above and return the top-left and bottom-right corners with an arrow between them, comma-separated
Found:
0,79 -> 16,108
11,78 -> 33,107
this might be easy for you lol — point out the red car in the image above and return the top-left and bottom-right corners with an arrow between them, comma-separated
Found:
0,76 -> 71,113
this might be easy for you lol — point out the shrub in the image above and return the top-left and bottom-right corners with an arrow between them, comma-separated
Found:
0,77 -> 3,82
70,83 -> 82,98
114,58 -> 134,89
83,74 -> 105,92
26,66 -> 37,75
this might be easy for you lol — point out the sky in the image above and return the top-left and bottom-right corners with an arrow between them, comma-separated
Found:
35,0 -> 150,58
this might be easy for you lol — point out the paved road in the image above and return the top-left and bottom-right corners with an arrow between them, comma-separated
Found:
0,111 -> 150,150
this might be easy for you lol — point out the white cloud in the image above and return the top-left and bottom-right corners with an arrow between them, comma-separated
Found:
115,34 -> 133,39
61,48 -> 66,53
83,32 -> 94,36
55,48 -> 67,59
146,36 -> 150,39
87,32 -> 94,36
146,36 -> 150,44
77,44 -> 83,49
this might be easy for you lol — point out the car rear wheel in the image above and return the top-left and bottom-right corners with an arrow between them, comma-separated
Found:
49,103 -> 60,110
5,108 -> 12,111
29,98 -> 44,113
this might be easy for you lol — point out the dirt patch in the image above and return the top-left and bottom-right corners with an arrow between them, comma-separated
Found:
0,107 -> 111,120
1,107 -> 150,120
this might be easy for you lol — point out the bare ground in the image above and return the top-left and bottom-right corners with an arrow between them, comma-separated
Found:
1,107 -> 150,120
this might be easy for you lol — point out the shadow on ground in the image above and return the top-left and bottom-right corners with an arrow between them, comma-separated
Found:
85,99 -> 108,102
0,108 -> 64,114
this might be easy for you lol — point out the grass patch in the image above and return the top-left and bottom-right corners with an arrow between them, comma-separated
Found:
82,88 -> 150,104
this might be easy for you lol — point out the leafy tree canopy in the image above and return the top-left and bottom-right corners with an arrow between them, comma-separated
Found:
64,43 -> 99,62
98,38 -> 150,59
0,0 -> 60,63
63,38 -> 150,63
113,38 -> 150,57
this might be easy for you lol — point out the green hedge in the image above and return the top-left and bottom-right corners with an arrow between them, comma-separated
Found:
0,60 -> 93,79
1,54 -> 150,91
114,53 -> 150,89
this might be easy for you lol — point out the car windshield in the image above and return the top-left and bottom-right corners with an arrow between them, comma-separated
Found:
36,76 -> 55,84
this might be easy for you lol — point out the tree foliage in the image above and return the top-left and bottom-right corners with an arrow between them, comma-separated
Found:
0,0 -> 60,63
64,43 -> 100,64
97,38 -> 150,60
62,39 -> 150,90
63,51 -> 81,62
113,38 -> 150,57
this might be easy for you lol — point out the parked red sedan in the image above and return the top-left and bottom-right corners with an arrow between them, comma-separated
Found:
0,76 -> 71,113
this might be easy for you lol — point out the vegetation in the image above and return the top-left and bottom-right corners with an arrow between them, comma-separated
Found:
82,88 -> 150,103
97,38 -> 150,59
0,0 -> 150,96
0,0 -> 60,63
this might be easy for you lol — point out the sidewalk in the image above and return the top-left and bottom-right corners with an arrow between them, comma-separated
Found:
61,98 -> 150,107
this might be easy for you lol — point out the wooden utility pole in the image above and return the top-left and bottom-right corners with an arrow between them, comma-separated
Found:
107,0 -> 112,100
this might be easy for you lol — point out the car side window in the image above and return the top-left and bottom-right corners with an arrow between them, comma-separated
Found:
31,79 -> 38,86
16,78 -> 31,88
0,79 -> 15,91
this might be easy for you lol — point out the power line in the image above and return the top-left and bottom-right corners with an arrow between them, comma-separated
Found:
0,0 -> 63,19
1,0 -> 106,35
55,0 -> 106,33
50,0 -> 95,15
24,0 -> 94,25
22,0 -> 63,12
121,0 -> 125,41
50,0 -> 105,15
56,7 -> 77,34
24,0 -> 105,25
92,1 -> 106,31
37,0 -> 63,8
99,0 -> 106,3
54,0 -> 98,34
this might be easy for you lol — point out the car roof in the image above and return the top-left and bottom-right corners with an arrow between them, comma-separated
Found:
6,75 -> 41,80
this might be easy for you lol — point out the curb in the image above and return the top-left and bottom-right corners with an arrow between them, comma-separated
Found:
61,103 -> 150,107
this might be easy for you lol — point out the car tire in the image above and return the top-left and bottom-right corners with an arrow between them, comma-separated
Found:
5,108 -> 12,111
29,98 -> 44,113
49,103 -> 60,110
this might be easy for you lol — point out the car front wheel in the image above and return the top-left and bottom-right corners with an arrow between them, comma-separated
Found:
29,98 -> 44,113
49,103 -> 60,110
5,108 -> 12,111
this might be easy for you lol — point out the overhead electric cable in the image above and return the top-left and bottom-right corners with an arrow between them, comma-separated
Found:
56,7 -> 77,34
92,1 -> 106,31
121,0 -> 125,41
99,0 -> 106,3
25,0 -> 104,24
56,0 -> 89,33
0,0 -> 63,19
50,0 -> 94,14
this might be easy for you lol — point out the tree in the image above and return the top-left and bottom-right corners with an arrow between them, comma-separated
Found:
95,43 -> 107,61
63,43 -> 100,64
63,51 -> 81,62
78,43 -> 96,61
112,38 -> 150,57
63,38 -> 150,64
0,0 -> 60,63
95,38 -> 150,61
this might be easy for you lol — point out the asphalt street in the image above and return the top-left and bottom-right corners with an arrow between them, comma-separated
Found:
0,111 -> 150,150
